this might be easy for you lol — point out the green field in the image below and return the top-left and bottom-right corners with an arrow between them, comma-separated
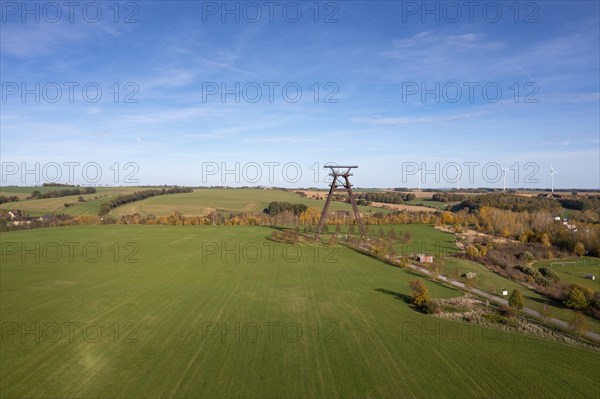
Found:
1,187 -> 388,218
1,186 -> 59,199
0,187 -> 143,216
535,257 -> 600,291
1,225 -> 599,398
110,189 -> 386,217
324,224 -> 458,256
405,198 -> 451,210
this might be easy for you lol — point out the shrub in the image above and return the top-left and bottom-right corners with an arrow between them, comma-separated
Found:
508,289 -> 524,310
499,304 -> 517,318
574,242 -> 586,257
483,313 -> 513,326
534,275 -> 552,287
424,300 -> 441,315
564,285 -> 589,310
519,251 -> 535,262
516,264 -> 540,278
539,267 -> 560,282
441,304 -> 469,313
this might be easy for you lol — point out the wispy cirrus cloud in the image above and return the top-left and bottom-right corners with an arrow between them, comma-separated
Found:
0,17 -> 122,59
381,32 -> 507,81
353,111 -> 487,126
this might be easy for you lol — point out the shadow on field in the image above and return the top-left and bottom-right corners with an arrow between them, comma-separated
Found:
527,295 -> 568,309
375,288 -> 411,304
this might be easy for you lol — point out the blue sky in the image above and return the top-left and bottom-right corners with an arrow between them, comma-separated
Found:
1,0 -> 599,188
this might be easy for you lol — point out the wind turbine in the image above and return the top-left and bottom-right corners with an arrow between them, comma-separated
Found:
501,167 -> 508,191
550,165 -> 557,193
417,166 -> 422,191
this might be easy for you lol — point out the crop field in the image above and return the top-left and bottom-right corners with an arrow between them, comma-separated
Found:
0,187 -> 143,216
1,225 -> 599,398
535,257 -> 600,291
109,189 -> 386,217
1,187 -> 441,217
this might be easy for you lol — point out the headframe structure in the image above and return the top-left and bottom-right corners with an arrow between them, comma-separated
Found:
314,165 -> 367,239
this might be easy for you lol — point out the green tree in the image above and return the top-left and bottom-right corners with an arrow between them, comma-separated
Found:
564,286 -> 589,310
508,289 -> 524,310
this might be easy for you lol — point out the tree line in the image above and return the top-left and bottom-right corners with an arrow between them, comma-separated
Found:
263,202 -> 308,216
557,196 -> 600,211
353,191 -> 416,205
444,206 -> 600,256
431,193 -> 468,202
452,193 -> 562,213
0,195 -> 19,204
30,187 -> 96,199
98,187 -> 193,216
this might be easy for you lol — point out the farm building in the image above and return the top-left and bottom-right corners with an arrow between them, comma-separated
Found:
416,254 -> 433,263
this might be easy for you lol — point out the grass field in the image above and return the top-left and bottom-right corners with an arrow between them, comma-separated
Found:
1,225 -> 599,398
1,187 -> 389,217
405,198 -> 451,210
1,186 -> 61,199
534,257 -> 600,291
110,189 -> 387,217
0,187 -> 142,216
323,224 -> 458,256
